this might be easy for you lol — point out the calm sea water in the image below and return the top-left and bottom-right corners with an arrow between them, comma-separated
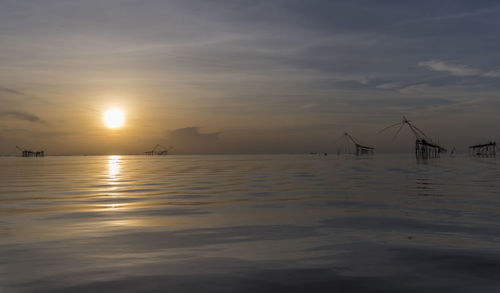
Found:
0,154 -> 499,292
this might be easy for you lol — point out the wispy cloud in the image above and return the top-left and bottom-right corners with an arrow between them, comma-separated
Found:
301,103 -> 318,109
418,59 -> 500,78
0,86 -> 50,105
0,87 -> 26,96
398,83 -> 431,95
482,70 -> 500,78
0,111 -> 44,123
376,83 -> 400,90
418,60 -> 480,76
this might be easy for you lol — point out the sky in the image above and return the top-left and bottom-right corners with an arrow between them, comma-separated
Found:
1,0 -> 500,155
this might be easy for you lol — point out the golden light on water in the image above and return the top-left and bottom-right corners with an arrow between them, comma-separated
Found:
103,109 -> 125,129
108,155 -> 121,178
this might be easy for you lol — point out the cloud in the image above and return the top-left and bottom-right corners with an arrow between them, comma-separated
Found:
398,83 -> 431,95
301,103 -> 318,109
482,70 -> 500,78
351,96 -> 454,110
418,60 -> 500,79
165,127 -> 221,154
168,127 -> 220,143
0,87 -> 25,95
0,128 -> 31,134
376,83 -> 400,90
418,60 -> 480,76
0,111 -> 44,123
0,86 -> 49,105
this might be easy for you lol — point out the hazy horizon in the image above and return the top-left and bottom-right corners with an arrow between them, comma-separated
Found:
1,0 -> 500,155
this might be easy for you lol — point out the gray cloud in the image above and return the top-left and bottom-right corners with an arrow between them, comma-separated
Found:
376,83 -> 400,90
350,97 -> 454,110
0,128 -> 31,134
165,127 -> 221,154
418,60 -> 500,79
482,70 -> 500,78
398,83 -> 432,95
168,127 -> 220,143
0,111 -> 44,123
0,87 -> 25,95
418,60 -> 480,77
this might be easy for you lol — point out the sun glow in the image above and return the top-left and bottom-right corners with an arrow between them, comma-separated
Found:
104,109 -> 125,129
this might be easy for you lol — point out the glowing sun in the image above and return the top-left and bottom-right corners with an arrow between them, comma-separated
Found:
103,109 -> 125,129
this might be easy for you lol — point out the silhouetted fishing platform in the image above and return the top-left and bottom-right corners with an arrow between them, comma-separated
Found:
335,132 -> 375,156
16,146 -> 44,157
356,144 -> 375,156
145,144 -> 173,155
469,141 -> 496,157
380,117 -> 446,159
416,139 -> 446,159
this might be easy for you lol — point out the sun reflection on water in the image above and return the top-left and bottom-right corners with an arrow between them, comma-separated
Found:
103,203 -> 123,209
106,156 -> 122,213
108,155 -> 121,182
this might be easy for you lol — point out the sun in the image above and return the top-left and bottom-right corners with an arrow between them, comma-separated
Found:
103,109 -> 125,129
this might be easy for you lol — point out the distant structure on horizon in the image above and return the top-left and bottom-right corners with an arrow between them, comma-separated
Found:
379,117 -> 446,159
144,144 -> 173,155
469,141 -> 497,157
16,146 -> 44,157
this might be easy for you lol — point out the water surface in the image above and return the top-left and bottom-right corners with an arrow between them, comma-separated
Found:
1,154 -> 499,292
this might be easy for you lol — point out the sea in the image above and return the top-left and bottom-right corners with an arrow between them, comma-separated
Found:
0,154 -> 499,292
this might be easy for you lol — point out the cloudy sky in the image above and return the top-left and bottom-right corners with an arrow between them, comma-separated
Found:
1,0 -> 500,154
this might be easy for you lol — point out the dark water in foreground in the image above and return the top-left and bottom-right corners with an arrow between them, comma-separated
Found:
0,154 -> 499,292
